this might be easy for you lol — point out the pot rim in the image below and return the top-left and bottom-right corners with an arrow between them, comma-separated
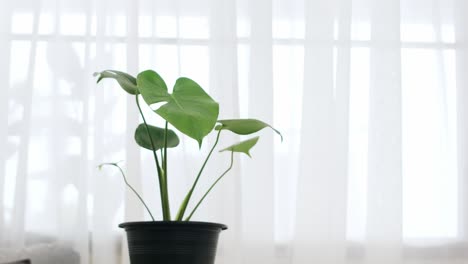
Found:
119,221 -> 228,230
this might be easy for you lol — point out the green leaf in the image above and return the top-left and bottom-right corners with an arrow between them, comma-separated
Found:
220,136 -> 260,158
136,70 -> 170,103
94,70 -> 138,95
134,123 -> 180,151
216,119 -> 283,141
138,70 -> 219,146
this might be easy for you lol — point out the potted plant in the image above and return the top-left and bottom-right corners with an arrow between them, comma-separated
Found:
94,69 -> 281,264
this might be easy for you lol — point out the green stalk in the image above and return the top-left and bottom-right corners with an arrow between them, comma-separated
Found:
185,151 -> 234,221
175,130 -> 222,221
162,121 -> 171,219
135,94 -> 169,220
99,162 -> 155,221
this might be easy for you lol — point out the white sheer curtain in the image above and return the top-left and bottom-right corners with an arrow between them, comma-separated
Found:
1,0 -> 467,263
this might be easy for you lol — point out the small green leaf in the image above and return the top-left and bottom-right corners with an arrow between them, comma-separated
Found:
94,70 -> 138,95
216,119 -> 283,141
137,70 -> 219,147
134,124 -> 180,151
220,136 -> 260,158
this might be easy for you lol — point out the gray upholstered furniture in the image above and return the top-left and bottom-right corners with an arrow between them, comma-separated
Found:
0,243 -> 79,264
1,260 -> 31,264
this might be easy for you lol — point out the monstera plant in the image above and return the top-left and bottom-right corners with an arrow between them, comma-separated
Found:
94,69 -> 281,264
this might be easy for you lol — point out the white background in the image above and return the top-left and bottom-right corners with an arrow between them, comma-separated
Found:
1,0 -> 468,263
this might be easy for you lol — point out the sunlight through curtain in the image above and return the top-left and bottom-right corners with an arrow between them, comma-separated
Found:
0,0 -> 467,263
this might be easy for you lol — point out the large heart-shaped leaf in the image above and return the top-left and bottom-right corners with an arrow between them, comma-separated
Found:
134,124 -> 180,151
138,70 -> 219,146
219,136 -> 260,157
216,119 -> 283,141
94,70 -> 138,94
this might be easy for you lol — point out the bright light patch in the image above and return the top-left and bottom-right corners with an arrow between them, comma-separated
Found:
402,48 -> 458,238
179,16 -> 209,39
109,14 -> 127,37
351,21 -> 371,41
60,13 -> 86,36
62,184 -> 79,206
38,13 -> 54,34
139,15 -> 152,37
9,41 -> 31,86
401,24 -> 435,42
346,47 -> 370,241
12,12 -> 34,34
155,16 -> 177,38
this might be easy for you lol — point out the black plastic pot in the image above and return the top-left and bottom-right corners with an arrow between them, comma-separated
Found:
119,221 -> 227,264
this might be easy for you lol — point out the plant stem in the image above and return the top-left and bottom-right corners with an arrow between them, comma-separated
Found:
163,121 -> 171,219
99,163 -> 155,221
175,130 -> 222,221
135,94 -> 169,220
185,151 -> 234,221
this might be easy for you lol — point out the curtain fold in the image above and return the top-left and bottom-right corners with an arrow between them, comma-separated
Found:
0,0 -> 12,246
294,0 -> 347,263
0,0 -> 467,263
455,0 -> 468,244
207,0 -> 241,263
243,0 -> 275,262
366,0 -> 402,262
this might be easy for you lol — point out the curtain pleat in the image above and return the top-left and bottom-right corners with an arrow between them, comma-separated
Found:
293,0 -> 348,263
366,0 -> 402,263
243,0 -> 275,262
208,0 -> 241,263
122,2 -> 142,264
74,0 -> 93,263
455,0 -> 468,244
11,0 -> 41,248
0,0 -> 12,244
92,1 -> 127,264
